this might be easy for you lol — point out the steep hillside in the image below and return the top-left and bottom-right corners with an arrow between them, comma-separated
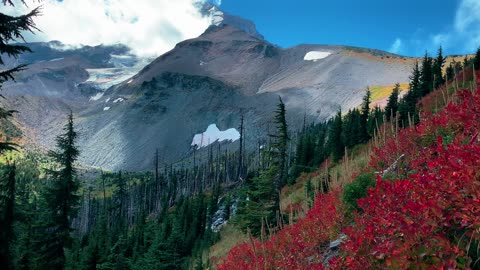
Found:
217,69 -> 480,269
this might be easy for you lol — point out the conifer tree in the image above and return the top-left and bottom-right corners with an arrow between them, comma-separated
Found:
41,112 -> 80,270
312,122 -> 328,166
446,64 -> 455,82
234,98 -> 289,235
0,1 -> 40,152
328,110 -> 344,162
367,106 -> 384,135
463,55 -> 470,69
270,97 -> 289,191
399,61 -> 421,125
474,47 -> 480,70
385,83 -> 400,121
342,109 -> 362,148
432,46 -> 446,89
420,52 -> 434,96
0,164 -> 16,270
360,88 -> 371,142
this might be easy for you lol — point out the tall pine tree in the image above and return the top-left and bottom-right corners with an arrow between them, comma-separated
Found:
41,112 -> 80,270
385,83 -> 400,121
420,52 -> 434,96
0,163 -> 16,270
270,97 -> 289,193
360,88 -> 371,142
446,64 -> 455,82
432,46 -> 446,89
399,61 -> 421,126
328,110 -> 344,162
474,47 -> 480,70
234,98 -> 289,235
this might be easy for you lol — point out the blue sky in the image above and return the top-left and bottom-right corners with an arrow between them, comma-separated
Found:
3,0 -> 479,58
215,0 -> 480,57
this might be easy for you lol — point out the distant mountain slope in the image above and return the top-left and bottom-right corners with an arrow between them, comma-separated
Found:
2,9 -> 416,171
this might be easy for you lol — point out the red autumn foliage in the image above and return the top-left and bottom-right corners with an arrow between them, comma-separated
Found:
218,190 -> 345,270
218,74 -> 480,269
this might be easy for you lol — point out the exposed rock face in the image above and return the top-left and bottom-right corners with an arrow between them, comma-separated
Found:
2,10 -> 414,171
322,234 -> 347,266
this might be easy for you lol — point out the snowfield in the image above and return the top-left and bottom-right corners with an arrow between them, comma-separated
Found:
89,92 -> 104,101
191,124 -> 240,148
304,51 -> 332,61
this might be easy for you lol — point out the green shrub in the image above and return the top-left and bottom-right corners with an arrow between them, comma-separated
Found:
343,173 -> 376,212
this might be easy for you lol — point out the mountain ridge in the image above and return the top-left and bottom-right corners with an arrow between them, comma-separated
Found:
2,9 -> 418,171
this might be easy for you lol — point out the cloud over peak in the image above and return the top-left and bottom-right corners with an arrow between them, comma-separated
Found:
1,0 -> 212,57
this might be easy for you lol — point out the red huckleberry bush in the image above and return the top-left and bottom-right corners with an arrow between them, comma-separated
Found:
219,74 -> 480,269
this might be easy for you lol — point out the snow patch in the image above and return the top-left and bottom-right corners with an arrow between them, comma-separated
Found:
191,124 -> 240,148
105,98 -> 111,103
127,79 -> 133,84
304,51 -> 331,62
85,57 -> 151,90
103,107 -> 111,111
212,11 -> 224,26
89,92 -> 104,101
113,98 -> 124,103
208,6 -> 224,26
49,58 -> 64,62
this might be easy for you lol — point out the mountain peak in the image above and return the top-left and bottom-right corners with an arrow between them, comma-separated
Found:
200,2 -> 264,40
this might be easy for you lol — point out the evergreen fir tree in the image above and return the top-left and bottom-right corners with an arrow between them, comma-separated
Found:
474,47 -> 480,70
399,61 -> 421,126
234,99 -> 290,235
328,110 -> 344,162
446,64 -> 455,82
342,109 -> 362,148
432,46 -> 446,89
385,83 -> 400,121
367,106 -> 384,135
233,166 -> 277,236
312,122 -> 328,167
360,88 -> 371,142
0,2 -> 40,152
41,112 -> 80,270
0,164 -> 16,270
463,55 -> 470,69
420,52 -> 434,96
270,97 -> 289,191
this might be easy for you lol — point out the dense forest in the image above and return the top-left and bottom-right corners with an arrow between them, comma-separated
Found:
2,1 -> 480,270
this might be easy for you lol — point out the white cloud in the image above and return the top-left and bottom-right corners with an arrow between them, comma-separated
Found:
388,38 -> 403,54
393,0 -> 480,55
453,0 -> 480,51
1,0 -> 212,57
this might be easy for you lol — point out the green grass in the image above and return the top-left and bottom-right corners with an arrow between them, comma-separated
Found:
370,83 -> 409,102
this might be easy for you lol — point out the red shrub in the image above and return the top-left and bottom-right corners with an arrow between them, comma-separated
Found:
219,86 -> 480,269
218,190 -> 345,270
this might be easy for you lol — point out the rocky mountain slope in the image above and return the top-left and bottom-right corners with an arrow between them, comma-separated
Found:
1,6 -> 415,171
